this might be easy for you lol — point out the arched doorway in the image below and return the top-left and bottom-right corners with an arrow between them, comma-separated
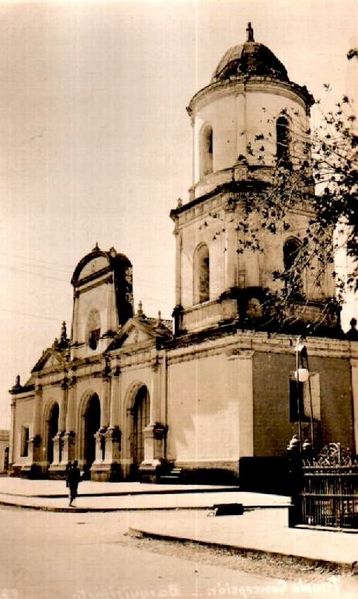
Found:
131,386 -> 150,475
83,394 -> 101,468
47,403 -> 59,464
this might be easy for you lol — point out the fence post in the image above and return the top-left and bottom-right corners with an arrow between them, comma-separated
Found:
287,434 -> 303,527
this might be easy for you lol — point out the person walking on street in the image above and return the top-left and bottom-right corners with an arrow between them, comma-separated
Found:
66,460 -> 81,507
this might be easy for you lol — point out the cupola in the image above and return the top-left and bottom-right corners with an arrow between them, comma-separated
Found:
212,23 -> 289,83
187,23 -> 314,201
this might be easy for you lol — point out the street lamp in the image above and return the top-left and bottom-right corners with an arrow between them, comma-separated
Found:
294,335 -> 315,451
294,336 -> 308,450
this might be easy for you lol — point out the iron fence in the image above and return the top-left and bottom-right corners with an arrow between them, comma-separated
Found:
290,443 -> 358,529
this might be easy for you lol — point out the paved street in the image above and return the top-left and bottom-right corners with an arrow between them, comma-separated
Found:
1,506 -> 357,599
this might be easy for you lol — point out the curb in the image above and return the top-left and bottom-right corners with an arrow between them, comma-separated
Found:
128,527 -> 358,575
0,486 -> 241,500
0,498 -> 289,513
0,498 -> 214,513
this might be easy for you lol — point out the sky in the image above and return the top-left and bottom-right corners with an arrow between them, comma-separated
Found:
0,0 -> 357,428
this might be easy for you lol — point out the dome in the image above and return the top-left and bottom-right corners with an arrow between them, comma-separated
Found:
212,24 -> 289,83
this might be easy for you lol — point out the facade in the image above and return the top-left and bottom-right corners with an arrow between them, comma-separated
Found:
9,25 -> 358,482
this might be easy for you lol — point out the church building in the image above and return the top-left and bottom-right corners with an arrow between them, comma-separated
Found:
9,25 -> 358,482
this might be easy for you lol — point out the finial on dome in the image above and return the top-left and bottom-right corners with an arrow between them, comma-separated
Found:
93,242 -> 100,252
246,22 -> 254,42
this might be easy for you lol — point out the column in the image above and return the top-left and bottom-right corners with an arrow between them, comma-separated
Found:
33,384 -> 42,437
28,384 -> 43,466
106,275 -> 115,333
50,378 -> 67,467
149,359 -> 160,425
70,291 -> 80,359
109,366 -> 120,427
174,228 -> 183,307
52,433 -> 63,466
94,430 -> 105,463
100,375 -> 110,430
95,366 -> 122,479
224,210 -> 238,290
62,377 -> 76,464
141,358 -> 167,477
59,378 -> 68,433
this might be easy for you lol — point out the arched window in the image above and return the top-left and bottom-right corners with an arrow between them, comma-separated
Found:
194,243 -> 210,304
200,124 -> 213,177
86,308 -> 101,350
283,237 -> 303,298
276,116 -> 290,164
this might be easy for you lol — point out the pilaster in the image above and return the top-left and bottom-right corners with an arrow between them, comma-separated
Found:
65,374 -> 76,433
100,372 -> 111,429
90,426 -> 122,481
61,431 -> 76,465
139,423 -> 168,481
149,358 -> 161,424
174,228 -> 183,307
33,383 -> 43,438
236,92 -> 246,159
59,378 -> 68,433
351,357 -> 358,453
224,203 -> 238,290
109,366 -> 121,427
139,357 -> 168,479
63,375 -> 77,464
227,349 -> 255,460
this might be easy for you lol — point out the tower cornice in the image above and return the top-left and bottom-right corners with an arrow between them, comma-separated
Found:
188,76 -> 314,117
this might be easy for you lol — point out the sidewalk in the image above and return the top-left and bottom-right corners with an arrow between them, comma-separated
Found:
0,477 -> 356,573
0,476 -> 285,511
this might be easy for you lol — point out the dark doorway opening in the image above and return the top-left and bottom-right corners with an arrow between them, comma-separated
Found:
131,386 -> 150,476
47,403 -> 59,464
84,394 -> 101,468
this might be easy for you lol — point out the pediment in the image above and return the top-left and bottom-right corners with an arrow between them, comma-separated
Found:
108,318 -> 158,351
32,348 -> 65,373
122,326 -> 152,347
119,319 -> 157,348
107,315 -> 172,352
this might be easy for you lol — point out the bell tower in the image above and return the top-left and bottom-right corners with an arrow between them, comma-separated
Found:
171,24 -> 337,336
70,245 -> 133,360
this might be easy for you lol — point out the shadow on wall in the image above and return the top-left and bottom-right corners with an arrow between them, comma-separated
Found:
239,456 -> 291,495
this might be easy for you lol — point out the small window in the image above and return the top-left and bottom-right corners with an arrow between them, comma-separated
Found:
276,116 -> 290,164
194,244 -> 210,304
200,125 -> 213,177
88,328 -> 100,350
21,426 -> 29,457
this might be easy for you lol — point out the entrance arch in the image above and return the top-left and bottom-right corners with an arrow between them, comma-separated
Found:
83,394 -> 101,468
46,403 -> 59,464
131,385 -> 150,474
